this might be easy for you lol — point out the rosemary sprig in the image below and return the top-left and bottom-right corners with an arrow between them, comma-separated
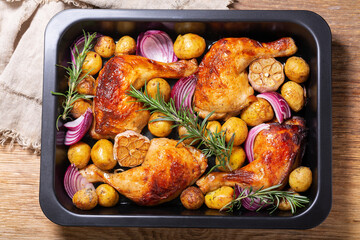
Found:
51,31 -> 97,126
221,184 -> 310,214
127,85 -> 234,173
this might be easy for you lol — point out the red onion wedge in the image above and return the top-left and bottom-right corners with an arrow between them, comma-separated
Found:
257,92 -> 291,123
64,164 -> 95,199
244,123 -> 270,163
170,74 -> 197,114
64,108 -> 93,145
136,30 -> 177,63
70,32 -> 103,66
234,184 -> 270,211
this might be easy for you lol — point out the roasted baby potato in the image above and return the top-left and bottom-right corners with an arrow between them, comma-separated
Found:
146,78 -> 171,102
278,190 -> 300,211
76,74 -> 96,95
281,81 -> 305,112
94,36 -> 116,58
70,99 -> 92,119
72,188 -> 98,210
115,36 -> 136,56
174,33 -> 206,60
240,98 -> 274,126
221,117 -> 248,146
180,186 -> 204,210
205,186 -> 234,210
82,51 -> 102,75
148,112 -> 173,137
174,22 -> 206,34
285,56 -> 310,83
67,141 -> 91,169
90,139 -> 117,171
248,57 -> 285,93
289,166 -> 312,192
178,125 -> 198,145
205,121 -> 221,140
216,146 -> 246,172
96,184 -> 119,207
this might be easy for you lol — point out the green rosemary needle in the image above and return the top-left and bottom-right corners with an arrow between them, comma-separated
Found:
51,31 -> 97,126
127,84 -> 234,174
221,184 -> 310,214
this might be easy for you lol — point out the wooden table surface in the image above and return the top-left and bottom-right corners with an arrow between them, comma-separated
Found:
1,1 -> 360,239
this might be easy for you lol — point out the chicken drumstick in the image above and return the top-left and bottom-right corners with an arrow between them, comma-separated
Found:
81,138 -> 207,206
193,37 -> 297,120
196,118 -> 306,194
91,55 -> 198,139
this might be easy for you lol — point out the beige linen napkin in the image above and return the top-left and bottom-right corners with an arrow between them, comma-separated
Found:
0,0 -> 228,154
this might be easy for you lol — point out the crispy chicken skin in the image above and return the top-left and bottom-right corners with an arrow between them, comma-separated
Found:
194,37 -> 298,120
81,138 -> 207,206
91,55 -> 198,139
196,119 -> 306,193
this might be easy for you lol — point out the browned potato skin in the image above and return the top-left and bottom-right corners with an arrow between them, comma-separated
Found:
70,99 -> 92,119
240,98 -> 274,126
94,36 -> 116,58
178,125 -> 198,145
205,121 -> 221,140
146,78 -> 171,102
76,74 -> 96,95
278,191 -> 300,211
174,34 -> 206,60
91,139 -> 117,171
174,22 -> 206,35
115,36 -> 136,56
205,186 -> 234,210
216,146 -> 246,172
67,142 -> 91,169
96,184 -> 119,207
285,56 -> 310,83
72,188 -> 98,210
221,117 -> 248,146
281,81 -> 305,112
148,112 -> 173,137
180,186 -> 205,210
289,166 -> 312,192
82,51 -> 102,75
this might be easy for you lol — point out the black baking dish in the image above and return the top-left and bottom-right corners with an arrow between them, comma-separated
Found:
40,9 -> 332,229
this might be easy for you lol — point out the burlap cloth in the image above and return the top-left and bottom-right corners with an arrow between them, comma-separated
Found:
0,0 -> 231,154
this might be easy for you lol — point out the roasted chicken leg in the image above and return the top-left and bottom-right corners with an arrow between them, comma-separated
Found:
193,37 -> 297,120
196,118 -> 306,193
91,55 -> 198,139
81,138 -> 207,206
